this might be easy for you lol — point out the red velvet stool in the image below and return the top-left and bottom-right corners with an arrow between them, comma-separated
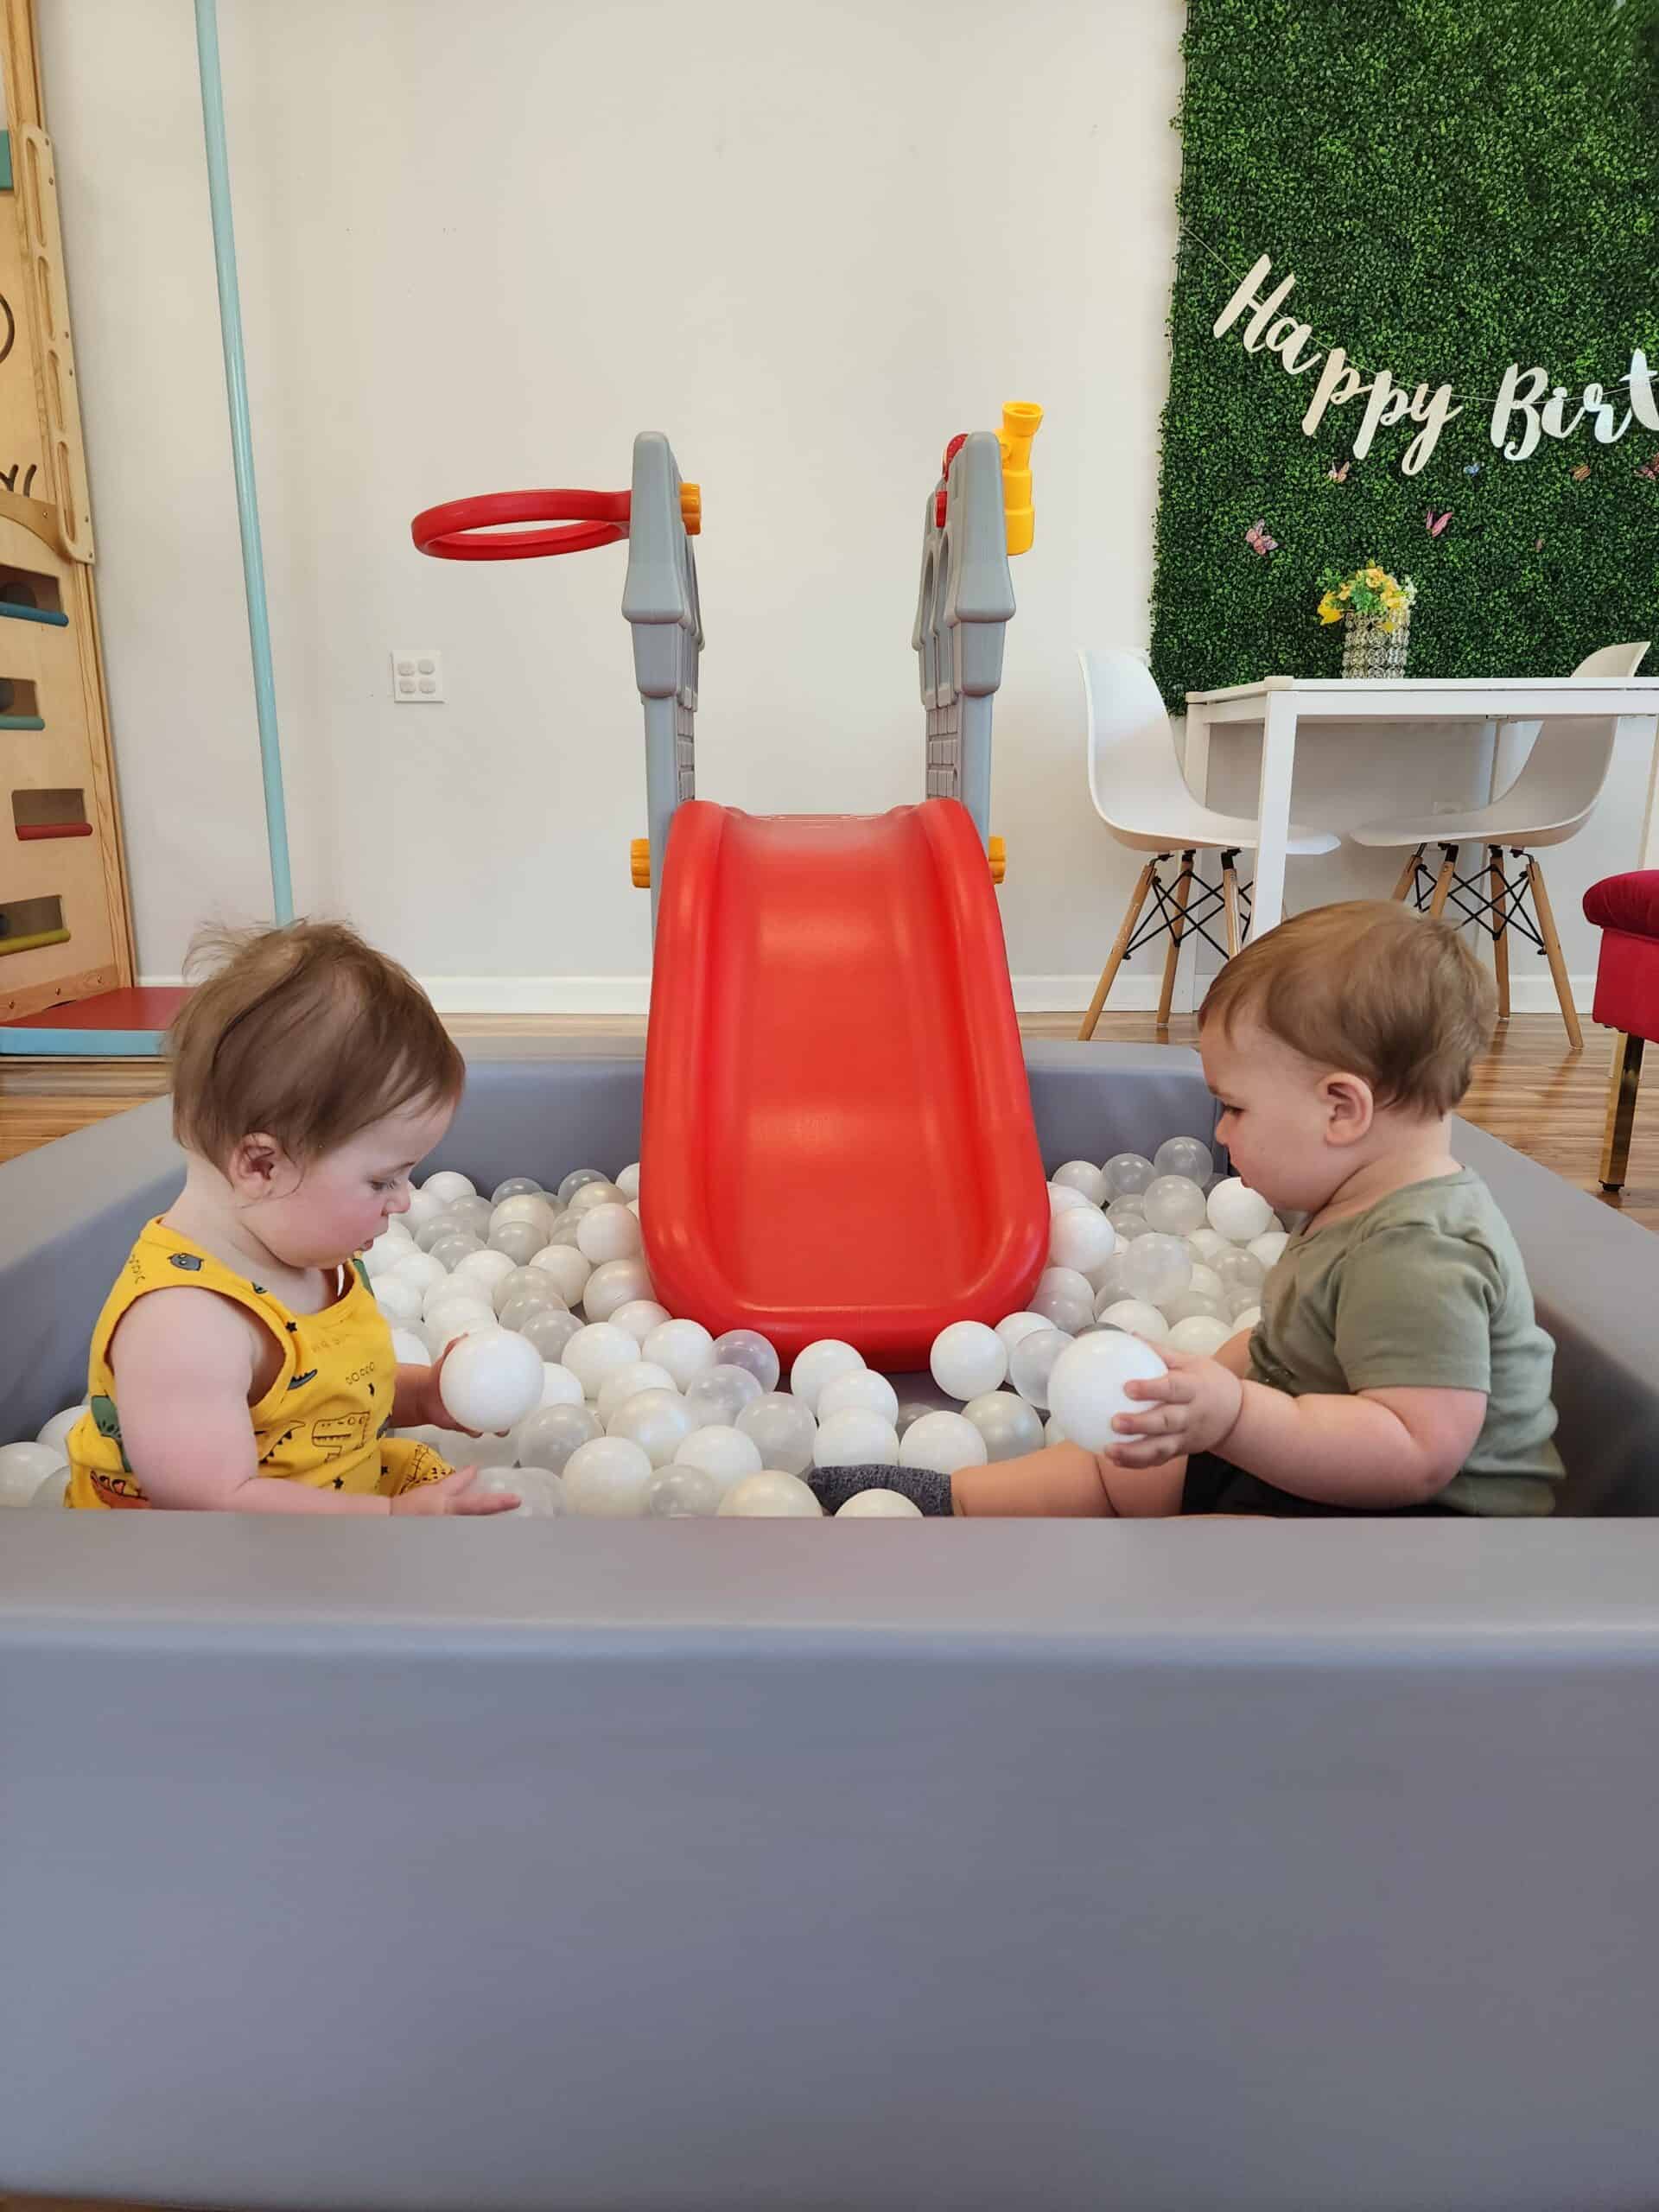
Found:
1583,870 -> 1659,1190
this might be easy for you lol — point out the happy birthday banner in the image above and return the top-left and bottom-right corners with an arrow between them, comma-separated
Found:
1214,252 -> 1659,478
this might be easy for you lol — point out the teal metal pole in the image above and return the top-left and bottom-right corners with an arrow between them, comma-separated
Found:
193,0 -> 294,923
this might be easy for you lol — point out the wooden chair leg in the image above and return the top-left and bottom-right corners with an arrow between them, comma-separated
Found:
1221,851 -> 1242,959
1489,845 -> 1510,1020
1428,844 -> 1458,918
1079,859 -> 1159,1041
1527,855 -> 1583,1051
1391,844 -> 1426,904
1600,1031 -> 1645,1191
1156,850 -> 1197,1030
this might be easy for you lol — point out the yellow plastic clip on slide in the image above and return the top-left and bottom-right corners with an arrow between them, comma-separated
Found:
997,402 -> 1043,556
630,838 -> 652,889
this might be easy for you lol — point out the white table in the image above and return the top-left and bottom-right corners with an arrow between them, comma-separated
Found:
1182,677 -> 1659,937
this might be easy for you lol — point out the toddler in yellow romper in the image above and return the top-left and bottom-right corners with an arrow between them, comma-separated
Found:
65,919 -> 517,1517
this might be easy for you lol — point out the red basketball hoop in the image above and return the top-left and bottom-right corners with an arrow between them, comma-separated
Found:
410,487 -> 632,561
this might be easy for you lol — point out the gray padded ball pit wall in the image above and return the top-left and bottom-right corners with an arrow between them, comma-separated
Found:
3,1040 -> 1659,2212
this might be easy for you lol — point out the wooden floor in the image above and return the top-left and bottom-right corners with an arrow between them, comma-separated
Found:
1,1009 -> 1651,1229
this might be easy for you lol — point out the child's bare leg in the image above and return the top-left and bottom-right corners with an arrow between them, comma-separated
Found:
952,1441 -> 1186,1518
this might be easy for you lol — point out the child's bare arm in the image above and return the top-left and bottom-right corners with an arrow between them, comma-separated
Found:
950,1441 -> 1185,1517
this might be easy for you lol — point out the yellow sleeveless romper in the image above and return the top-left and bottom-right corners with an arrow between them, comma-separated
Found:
64,1218 -> 452,1509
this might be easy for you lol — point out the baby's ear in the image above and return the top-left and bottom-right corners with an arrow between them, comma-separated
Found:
1322,1070 -> 1376,1145
227,1130 -> 287,1191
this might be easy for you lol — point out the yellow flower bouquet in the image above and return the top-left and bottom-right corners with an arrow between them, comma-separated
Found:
1318,562 -> 1417,679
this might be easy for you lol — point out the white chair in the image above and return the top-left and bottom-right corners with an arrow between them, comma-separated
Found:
1077,648 -> 1338,1039
1351,640 -> 1651,1049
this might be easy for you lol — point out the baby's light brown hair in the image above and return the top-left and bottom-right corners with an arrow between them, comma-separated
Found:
168,919 -> 464,1165
1199,900 -> 1497,1118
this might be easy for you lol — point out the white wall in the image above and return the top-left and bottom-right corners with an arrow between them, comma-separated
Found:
39,0 -> 1644,1011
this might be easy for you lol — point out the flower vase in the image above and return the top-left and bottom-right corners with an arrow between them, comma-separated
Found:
1342,607 -> 1410,680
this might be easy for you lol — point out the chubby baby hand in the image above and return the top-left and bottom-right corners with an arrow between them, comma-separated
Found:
1109,1347 -> 1244,1468
391,1465 -> 519,1516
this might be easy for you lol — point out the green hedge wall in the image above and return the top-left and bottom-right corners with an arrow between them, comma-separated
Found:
1148,0 -> 1659,708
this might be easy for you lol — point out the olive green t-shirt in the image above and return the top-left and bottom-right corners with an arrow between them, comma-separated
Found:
1249,1169 -> 1563,1516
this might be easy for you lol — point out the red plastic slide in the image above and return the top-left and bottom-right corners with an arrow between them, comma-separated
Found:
641,798 -> 1049,1369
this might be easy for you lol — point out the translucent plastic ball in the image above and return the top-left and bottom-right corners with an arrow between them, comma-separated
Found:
1160,1288 -> 1229,1327
607,1388 -> 696,1467
530,1245 -> 593,1306
499,1291 -> 558,1336
1185,1227 -> 1233,1267
1048,1208 -> 1117,1275
492,1176 -> 544,1203
1119,1233 -> 1192,1309
563,1435 -> 655,1517
1008,1326 -> 1071,1409
899,1410 -> 988,1476
1103,1153 -> 1156,1198
437,1325 -> 544,1433
609,1300 -> 672,1344
683,1364 -> 766,1429
562,1321 -> 644,1399
814,1409 -> 899,1468
422,1170 -> 477,1205
929,1320 -> 1007,1402
1187,1262 -> 1225,1303
569,1180 -> 625,1216
789,1338 -> 865,1413
415,1216 -> 459,1253
444,1195 -> 496,1238
583,1259 -> 656,1325
816,1369 -> 900,1425
963,1391 -> 1046,1459
894,1401 -> 934,1437
29,1465 -> 70,1509
374,1276 -> 424,1326
451,1250 -> 518,1303
517,1306 -> 585,1362
717,1471 -> 823,1519
391,1249 -> 448,1296
713,1329 -> 781,1395
676,1425 -> 765,1490
423,1295 -> 497,1353
643,1319 -> 717,1393
1106,1197 -> 1151,1232
487,1221 -> 545,1268
1249,1230 -> 1290,1273
575,1202 -> 643,1264
645,1465 -> 722,1518
1154,1135 -> 1216,1184
535,1362 -> 585,1409
615,1161 -> 641,1201
1046,1331 -> 1169,1451
361,1233 -> 408,1281
1048,1183 -> 1092,1217
402,1185 -> 445,1233
836,1490 -> 924,1519
513,1401 -> 601,1474
1052,1159 -> 1109,1205
0,1440 -> 67,1504
1087,1250 -> 1139,1306
547,1209 -> 584,1248
1208,1178 -> 1274,1243
1141,1175 -> 1210,1237
736,1392 -> 818,1477
1031,1283 -> 1094,1336
1212,1249 -> 1267,1302
1044,1414 -> 1068,1446
413,1421 -> 517,1469
489,1264 -> 559,1316
596,1361 -> 679,1426
390,1328 -> 431,1368
1096,1299 -> 1171,1344
1167,1315 -> 1236,1357
427,1231 -> 485,1273
556,1167 -> 609,1205
995,1312 -> 1052,1354
1233,1304 -> 1263,1332
477,1466 -> 562,1519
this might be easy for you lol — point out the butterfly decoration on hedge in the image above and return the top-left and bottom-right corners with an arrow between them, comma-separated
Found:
1326,461 -> 1351,482
1637,453 -> 1659,482
1572,463 -> 1592,481
1464,462 -> 1483,477
1425,509 -> 1452,537
1243,519 -> 1277,556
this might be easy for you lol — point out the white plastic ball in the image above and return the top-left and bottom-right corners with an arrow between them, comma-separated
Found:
1154,1135 -> 1216,1183
1185,1227 -> 1232,1266
607,1387 -> 696,1467
1249,1230 -> 1290,1272
814,1409 -> 899,1468
575,1202 -> 643,1264
556,1168 -> 608,1205
735,1392 -> 817,1477
35,1405 -> 85,1459
437,1326 -> 544,1433
451,1249 -> 518,1302
1096,1299 -> 1171,1344
683,1364 -> 766,1428
899,1410 -> 988,1476
1232,1305 -> 1263,1332
929,1320 -> 1007,1402
995,1312 -> 1051,1353
443,1200 -> 496,1241
962,1392 -> 1046,1459
361,1233 -> 408,1281
1007,1326 -> 1071,1409
675,1425 -> 765,1489
1141,1175 -> 1210,1236
402,1185 -> 445,1233
1167,1315 -> 1236,1357
423,1296 -> 497,1354
645,1465 -> 722,1518
817,1369 -> 900,1425
491,1193 -> 556,1240
713,1329 -> 781,1394
1048,1183 -> 1091,1216
568,1180 -> 625,1215
391,1249 -> 448,1295
1208,1178 -> 1274,1243
596,1361 -> 679,1426
562,1435 -> 655,1516
1052,1160 -> 1109,1205
529,1244 -> 593,1306
1188,1262 -> 1225,1302
0,1440 -> 66,1504
582,1258 -> 656,1325
514,1401 -> 601,1473
640,1319 -> 716,1392
608,1299 -> 672,1344
391,1327 -> 432,1367
1045,1414 -> 1068,1446
537,1362 -> 585,1409
421,1170 -> 476,1205
836,1489 -> 924,1519
374,1276 -> 424,1326
717,1471 -> 823,1519
491,1176 -> 544,1203
788,1338 -> 865,1413
1102,1153 -> 1156,1198
29,1465 -> 70,1510
1048,1208 -> 1117,1274
562,1321 -> 644,1399
615,1161 -> 641,1200
1046,1331 -> 1169,1451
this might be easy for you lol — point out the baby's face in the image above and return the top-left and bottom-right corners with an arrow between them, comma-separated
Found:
242,1096 -> 456,1270
1200,1019 -> 1354,1217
